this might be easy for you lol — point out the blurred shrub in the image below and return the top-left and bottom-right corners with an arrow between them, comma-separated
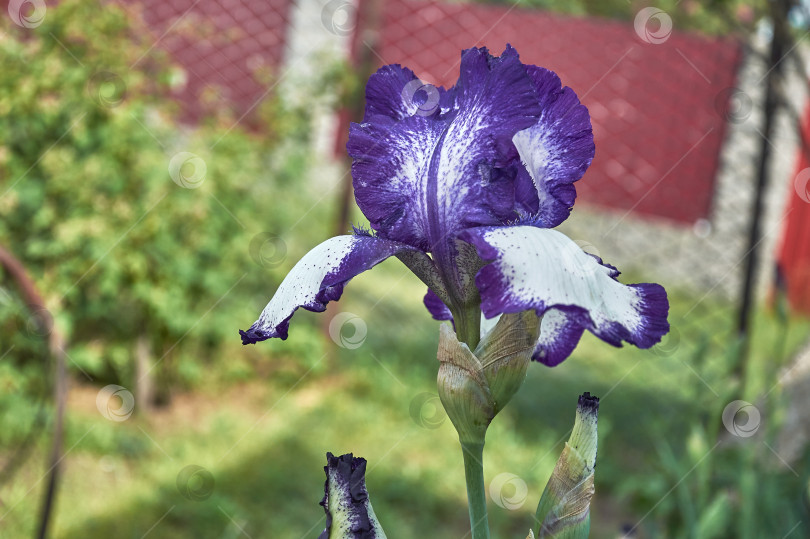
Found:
0,0 -> 337,426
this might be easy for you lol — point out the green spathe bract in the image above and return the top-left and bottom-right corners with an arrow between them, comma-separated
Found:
534,393 -> 599,538
436,311 -> 541,445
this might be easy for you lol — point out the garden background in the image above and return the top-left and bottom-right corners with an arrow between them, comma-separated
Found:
2,0 -> 810,537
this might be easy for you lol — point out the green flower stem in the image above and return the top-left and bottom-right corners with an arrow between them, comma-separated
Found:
436,314 -> 540,539
461,441 -> 490,539
453,306 -> 481,350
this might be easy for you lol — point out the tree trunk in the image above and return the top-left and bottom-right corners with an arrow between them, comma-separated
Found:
135,333 -> 154,415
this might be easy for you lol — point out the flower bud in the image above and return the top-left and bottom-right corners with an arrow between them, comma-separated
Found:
534,393 -> 599,538
436,311 -> 540,444
319,452 -> 387,539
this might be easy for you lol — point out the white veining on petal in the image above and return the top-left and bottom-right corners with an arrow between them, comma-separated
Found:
513,128 -> 551,202
351,47 -> 543,250
437,113 -> 487,224
383,121 -> 441,244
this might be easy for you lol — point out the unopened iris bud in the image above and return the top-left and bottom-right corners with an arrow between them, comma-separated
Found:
319,453 -> 387,539
436,311 -> 540,444
534,393 -> 599,538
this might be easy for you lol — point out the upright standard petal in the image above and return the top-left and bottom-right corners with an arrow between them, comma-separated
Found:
348,114 -> 443,250
511,66 -> 595,227
240,235 -> 414,344
460,226 -> 668,365
362,64 -> 449,122
348,46 -> 542,251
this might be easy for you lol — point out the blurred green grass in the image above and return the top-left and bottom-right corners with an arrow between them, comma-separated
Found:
2,255 -> 808,538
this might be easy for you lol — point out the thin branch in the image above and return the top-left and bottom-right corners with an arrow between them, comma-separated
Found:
0,245 -> 68,538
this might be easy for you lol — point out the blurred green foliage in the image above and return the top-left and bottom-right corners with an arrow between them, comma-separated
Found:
508,288 -> 810,539
0,0 -> 339,440
3,273 -> 808,538
481,0 -> 767,35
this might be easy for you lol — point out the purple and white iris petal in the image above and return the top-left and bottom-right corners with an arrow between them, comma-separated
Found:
460,226 -> 669,364
424,288 -> 453,321
348,114 -> 442,250
348,45 -> 542,251
429,46 -> 542,235
511,66 -> 595,228
240,235 -> 415,345
480,314 -> 501,339
362,64 -> 447,122
534,308 -> 587,367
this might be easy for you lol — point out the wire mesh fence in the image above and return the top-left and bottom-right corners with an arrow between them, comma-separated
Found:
335,0 -> 805,356
136,0 -> 805,355
117,0 -> 295,123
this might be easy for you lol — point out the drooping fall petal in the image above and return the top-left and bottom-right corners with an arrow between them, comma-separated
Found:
240,235 -> 415,344
460,226 -> 669,365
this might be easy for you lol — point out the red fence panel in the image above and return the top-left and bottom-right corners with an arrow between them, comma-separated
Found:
778,106 -> 810,314
120,0 -> 294,124
357,0 -> 741,224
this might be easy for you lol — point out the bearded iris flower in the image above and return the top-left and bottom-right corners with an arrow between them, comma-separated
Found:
240,45 -> 669,364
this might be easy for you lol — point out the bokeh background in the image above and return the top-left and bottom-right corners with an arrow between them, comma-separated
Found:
2,0 -> 810,537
